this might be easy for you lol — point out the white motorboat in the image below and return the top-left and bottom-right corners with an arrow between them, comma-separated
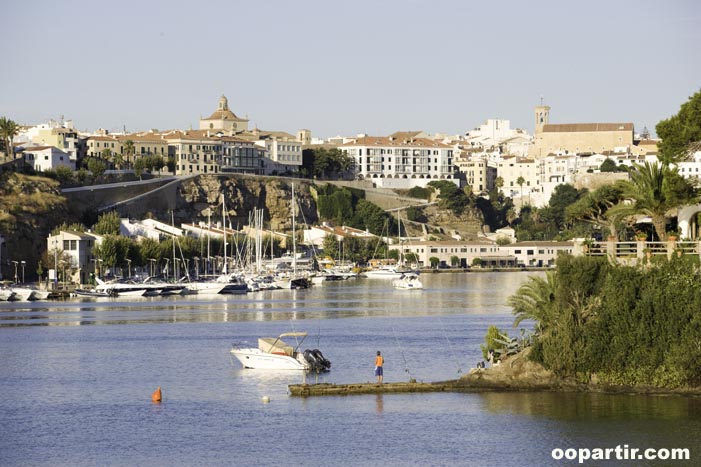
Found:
29,289 -> 51,300
95,279 -> 149,297
230,332 -> 331,372
10,287 -> 35,301
0,288 -> 16,301
392,273 -> 423,290
73,288 -> 112,298
183,281 -> 228,295
363,266 -> 417,279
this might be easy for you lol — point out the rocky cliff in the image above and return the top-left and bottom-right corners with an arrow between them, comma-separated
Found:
176,175 -> 318,231
0,174 -> 73,282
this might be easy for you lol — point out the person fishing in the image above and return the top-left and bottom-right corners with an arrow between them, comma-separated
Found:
374,351 -> 384,384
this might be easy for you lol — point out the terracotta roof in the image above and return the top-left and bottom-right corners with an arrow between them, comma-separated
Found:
202,109 -> 247,122
542,123 -> 634,133
340,136 -> 451,149
22,145 -> 54,151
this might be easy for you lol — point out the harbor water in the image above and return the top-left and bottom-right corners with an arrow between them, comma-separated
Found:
1,272 -> 699,466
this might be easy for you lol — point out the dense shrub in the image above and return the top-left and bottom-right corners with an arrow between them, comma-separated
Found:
508,254 -> 701,388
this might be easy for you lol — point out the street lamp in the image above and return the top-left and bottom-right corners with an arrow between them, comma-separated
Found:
11,260 -> 18,284
20,260 -> 25,284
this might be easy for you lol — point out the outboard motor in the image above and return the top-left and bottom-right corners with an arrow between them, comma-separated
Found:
303,349 -> 331,372
303,349 -> 321,371
310,349 -> 331,371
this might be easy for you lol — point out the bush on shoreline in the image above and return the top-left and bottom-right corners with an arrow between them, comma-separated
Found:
508,253 -> 701,389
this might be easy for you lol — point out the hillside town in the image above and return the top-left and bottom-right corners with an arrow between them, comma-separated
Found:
1,91 -> 701,295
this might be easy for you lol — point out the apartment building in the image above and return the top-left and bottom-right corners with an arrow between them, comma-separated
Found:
340,132 -> 456,189
497,156 -> 539,197
163,130 -> 264,176
455,157 -> 496,194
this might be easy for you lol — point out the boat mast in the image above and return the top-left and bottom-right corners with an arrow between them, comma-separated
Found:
292,183 -> 297,275
171,210 -> 177,279
222,193 -> 227,275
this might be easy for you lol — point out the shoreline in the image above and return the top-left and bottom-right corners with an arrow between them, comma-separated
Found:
289,351 -> 701,398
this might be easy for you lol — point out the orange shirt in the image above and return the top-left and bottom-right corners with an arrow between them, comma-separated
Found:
375,355 -> 384,367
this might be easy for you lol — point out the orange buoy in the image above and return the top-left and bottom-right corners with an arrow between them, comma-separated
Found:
151,386 -> 162,403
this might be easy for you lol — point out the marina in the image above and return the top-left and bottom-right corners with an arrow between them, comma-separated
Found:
2,272 -> 700,467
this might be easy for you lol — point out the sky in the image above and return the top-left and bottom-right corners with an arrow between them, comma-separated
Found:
1,0 -> 699,139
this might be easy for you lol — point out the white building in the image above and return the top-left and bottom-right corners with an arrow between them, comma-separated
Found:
22,146 -> 75,172
674,151 -> 701,181
340,132 -> 456,189
46,231 -> 103,285
303,223 -> 377,247
388,239 -> 573,268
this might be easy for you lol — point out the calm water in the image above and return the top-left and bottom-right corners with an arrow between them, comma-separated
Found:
1,272 -> 699,467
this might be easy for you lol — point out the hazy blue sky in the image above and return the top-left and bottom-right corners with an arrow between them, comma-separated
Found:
2,0 -> 699,138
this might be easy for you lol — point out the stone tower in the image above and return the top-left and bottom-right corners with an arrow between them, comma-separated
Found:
534,104 -> 550,135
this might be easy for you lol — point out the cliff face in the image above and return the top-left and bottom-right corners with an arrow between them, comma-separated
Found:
176,176 -> 318,231
0,174 -> 73,282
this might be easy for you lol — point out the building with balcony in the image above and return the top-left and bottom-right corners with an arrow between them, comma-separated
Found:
340,131 -> 456,188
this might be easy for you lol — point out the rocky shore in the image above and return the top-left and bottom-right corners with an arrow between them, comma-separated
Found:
289,348 -> 701,397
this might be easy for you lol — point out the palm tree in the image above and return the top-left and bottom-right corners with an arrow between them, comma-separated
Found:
516,176 -> 525,201
611,162 -> 697,241
494,176 -> 504,195
507,270 -> 558,334
565,183 -> 626,239
0,116 -> 20,160
123,139 -> 135,169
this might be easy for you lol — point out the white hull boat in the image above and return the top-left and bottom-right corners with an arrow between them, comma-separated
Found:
184,281 -> 227,295
29,289 -> 51,300
364,266 -> 418,279
230,332 -> 331,372
10,287 -> 35,301
392,273 -> 423,290
0,288 -> 16,301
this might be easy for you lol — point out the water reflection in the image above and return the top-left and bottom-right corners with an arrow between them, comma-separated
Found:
477,391 -> 701,420
0,272 -> 539,327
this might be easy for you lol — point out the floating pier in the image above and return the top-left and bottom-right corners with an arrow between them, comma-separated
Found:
289,380 -> 464,397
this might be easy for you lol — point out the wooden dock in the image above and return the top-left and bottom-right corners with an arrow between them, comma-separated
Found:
289,380 -> 464,397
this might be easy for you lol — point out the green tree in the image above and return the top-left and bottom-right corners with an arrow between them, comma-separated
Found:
87,158 -> 106,177
304,148 -> 354,179
516,176 -> 525,200
656,88 -> 701,164
123,139 -> 135,169
610,162 -> 697,240
494,176 -> 504,193
541,184 -> 584,232
508,270 -> 558,334
0,116 -> 20,159
93,211 -> 121,235
565,183 -> 627,239
429,256 -> 440,269
351,199 -> 389,235
599,158 -> 619,172
321,234 -> 339,260
428,180 -> 471,215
